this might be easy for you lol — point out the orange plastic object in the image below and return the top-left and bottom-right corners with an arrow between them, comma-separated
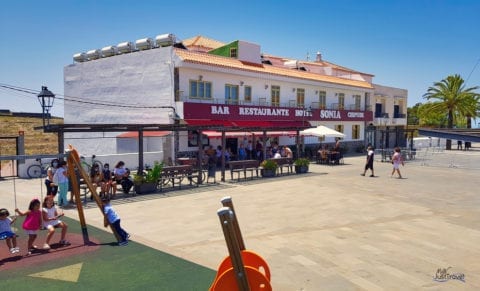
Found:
211,265 -> 272,291
216,250 -> 271,281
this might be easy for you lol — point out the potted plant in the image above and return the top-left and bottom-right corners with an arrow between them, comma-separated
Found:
134,161 -> 163,194
260,159 -> 278,177
294,158 -> 310,174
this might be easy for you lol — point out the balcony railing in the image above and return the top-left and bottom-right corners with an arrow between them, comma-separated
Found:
394,113 -> 406,118
347,104 -> 362,111
375,112 -> 389,118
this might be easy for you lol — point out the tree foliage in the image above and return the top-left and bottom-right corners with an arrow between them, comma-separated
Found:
422,74 -> 480,149
422,74 -> 479,128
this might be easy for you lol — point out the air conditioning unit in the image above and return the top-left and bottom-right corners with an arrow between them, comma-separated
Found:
135,38 -> 154,50
73,52 -> 87,62
86,49 -> 101,60
155,33 -> 175,47
117,41 -> 135,54
101,46 -> 117,57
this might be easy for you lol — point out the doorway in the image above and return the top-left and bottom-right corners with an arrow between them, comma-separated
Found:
226,138 -> 238,159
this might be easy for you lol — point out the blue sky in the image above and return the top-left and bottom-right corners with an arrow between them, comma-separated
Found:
1,0 -> 479,117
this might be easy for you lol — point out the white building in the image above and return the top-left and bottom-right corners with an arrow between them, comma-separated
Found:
64,34 -> 407,162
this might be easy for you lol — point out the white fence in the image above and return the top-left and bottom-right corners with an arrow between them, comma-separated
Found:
413,147 -> 480,170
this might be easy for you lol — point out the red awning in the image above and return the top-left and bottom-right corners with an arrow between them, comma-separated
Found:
184,119 -> 234,127
203,130 -> 298,139
202,131 -> 252,138
185,119 -> 310,130
250,131 -> 298,137
116,131 -> 171,138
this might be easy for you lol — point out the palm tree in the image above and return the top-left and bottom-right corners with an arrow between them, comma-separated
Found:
423,74 -> 479,150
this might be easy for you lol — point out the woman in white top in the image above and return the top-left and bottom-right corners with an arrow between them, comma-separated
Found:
391,147 -> 405,179
114,161 -> 133,194
53,161 -> 69,207
42,196 -> 70,250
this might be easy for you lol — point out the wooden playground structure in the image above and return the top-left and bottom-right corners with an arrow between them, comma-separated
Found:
66,145 -> 121,243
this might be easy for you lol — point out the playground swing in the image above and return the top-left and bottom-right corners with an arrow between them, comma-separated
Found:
1,147 -> 121,253
65,145 -> 122,244
0,166 -> 20,250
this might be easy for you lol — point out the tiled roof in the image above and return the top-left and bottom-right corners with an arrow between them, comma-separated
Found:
262,54 -> 374,77
182,36 -> 225,51
175,49 -> 374,89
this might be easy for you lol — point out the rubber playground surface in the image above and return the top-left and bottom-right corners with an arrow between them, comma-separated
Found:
0,216 -> 215,290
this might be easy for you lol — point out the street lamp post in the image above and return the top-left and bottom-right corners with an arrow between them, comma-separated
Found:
37,86 -> 55,130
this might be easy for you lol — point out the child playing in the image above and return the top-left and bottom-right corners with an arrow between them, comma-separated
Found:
102,197 -> 129,246
102,163 -> 116,198
15,198 -> 42,256
0,208 -> 19,254
391,147 -> 405,178
42,197 -> 70,250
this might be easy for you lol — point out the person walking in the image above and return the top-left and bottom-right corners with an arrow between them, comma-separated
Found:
361,146 -> 375,177
390,147 -> 405,178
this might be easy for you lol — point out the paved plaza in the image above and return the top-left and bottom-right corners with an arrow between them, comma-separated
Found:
1,149 -> 479,290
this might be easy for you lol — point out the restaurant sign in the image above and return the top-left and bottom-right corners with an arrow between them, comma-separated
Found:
184,103 -> 372,121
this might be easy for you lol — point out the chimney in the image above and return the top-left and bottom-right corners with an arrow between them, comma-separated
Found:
316,51 -> 322,62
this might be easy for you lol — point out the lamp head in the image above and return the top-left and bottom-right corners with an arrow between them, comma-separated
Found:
37,86 -> 55,113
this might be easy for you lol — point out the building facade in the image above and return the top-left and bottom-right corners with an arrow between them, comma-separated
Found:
64,34 -> 407,162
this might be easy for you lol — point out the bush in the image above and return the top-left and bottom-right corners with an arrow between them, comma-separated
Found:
134,161 -> 163,184
260,159 -> 278,171
294,158 -> 310,167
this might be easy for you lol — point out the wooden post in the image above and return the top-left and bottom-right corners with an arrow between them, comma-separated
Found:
66,148 -> 89,244
221,132 -> 226,182
262,131 -> 267,160
217,207 -> 250,291
220,196 -> 246,251
138,129 -> 144,174
197,130 -> 203,184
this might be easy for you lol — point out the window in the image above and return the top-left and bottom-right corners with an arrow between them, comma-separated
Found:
296,88 -> 305,107
352,124 -> 360,139
225,84 -> 239,104
244,86 -> 252,103
318,91 -> 326,109
335,124 -> 344,134
189,80 -> 212,98
353,94 -> 361,110
271,85 -> 280,107
230,48 -> 237,58
337,93 -> 345,110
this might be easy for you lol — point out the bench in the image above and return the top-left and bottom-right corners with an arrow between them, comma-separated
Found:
269,157 -> 293,175
228,160 -> 259,181
78,178 -> 115,203
159,165 -> 198,190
